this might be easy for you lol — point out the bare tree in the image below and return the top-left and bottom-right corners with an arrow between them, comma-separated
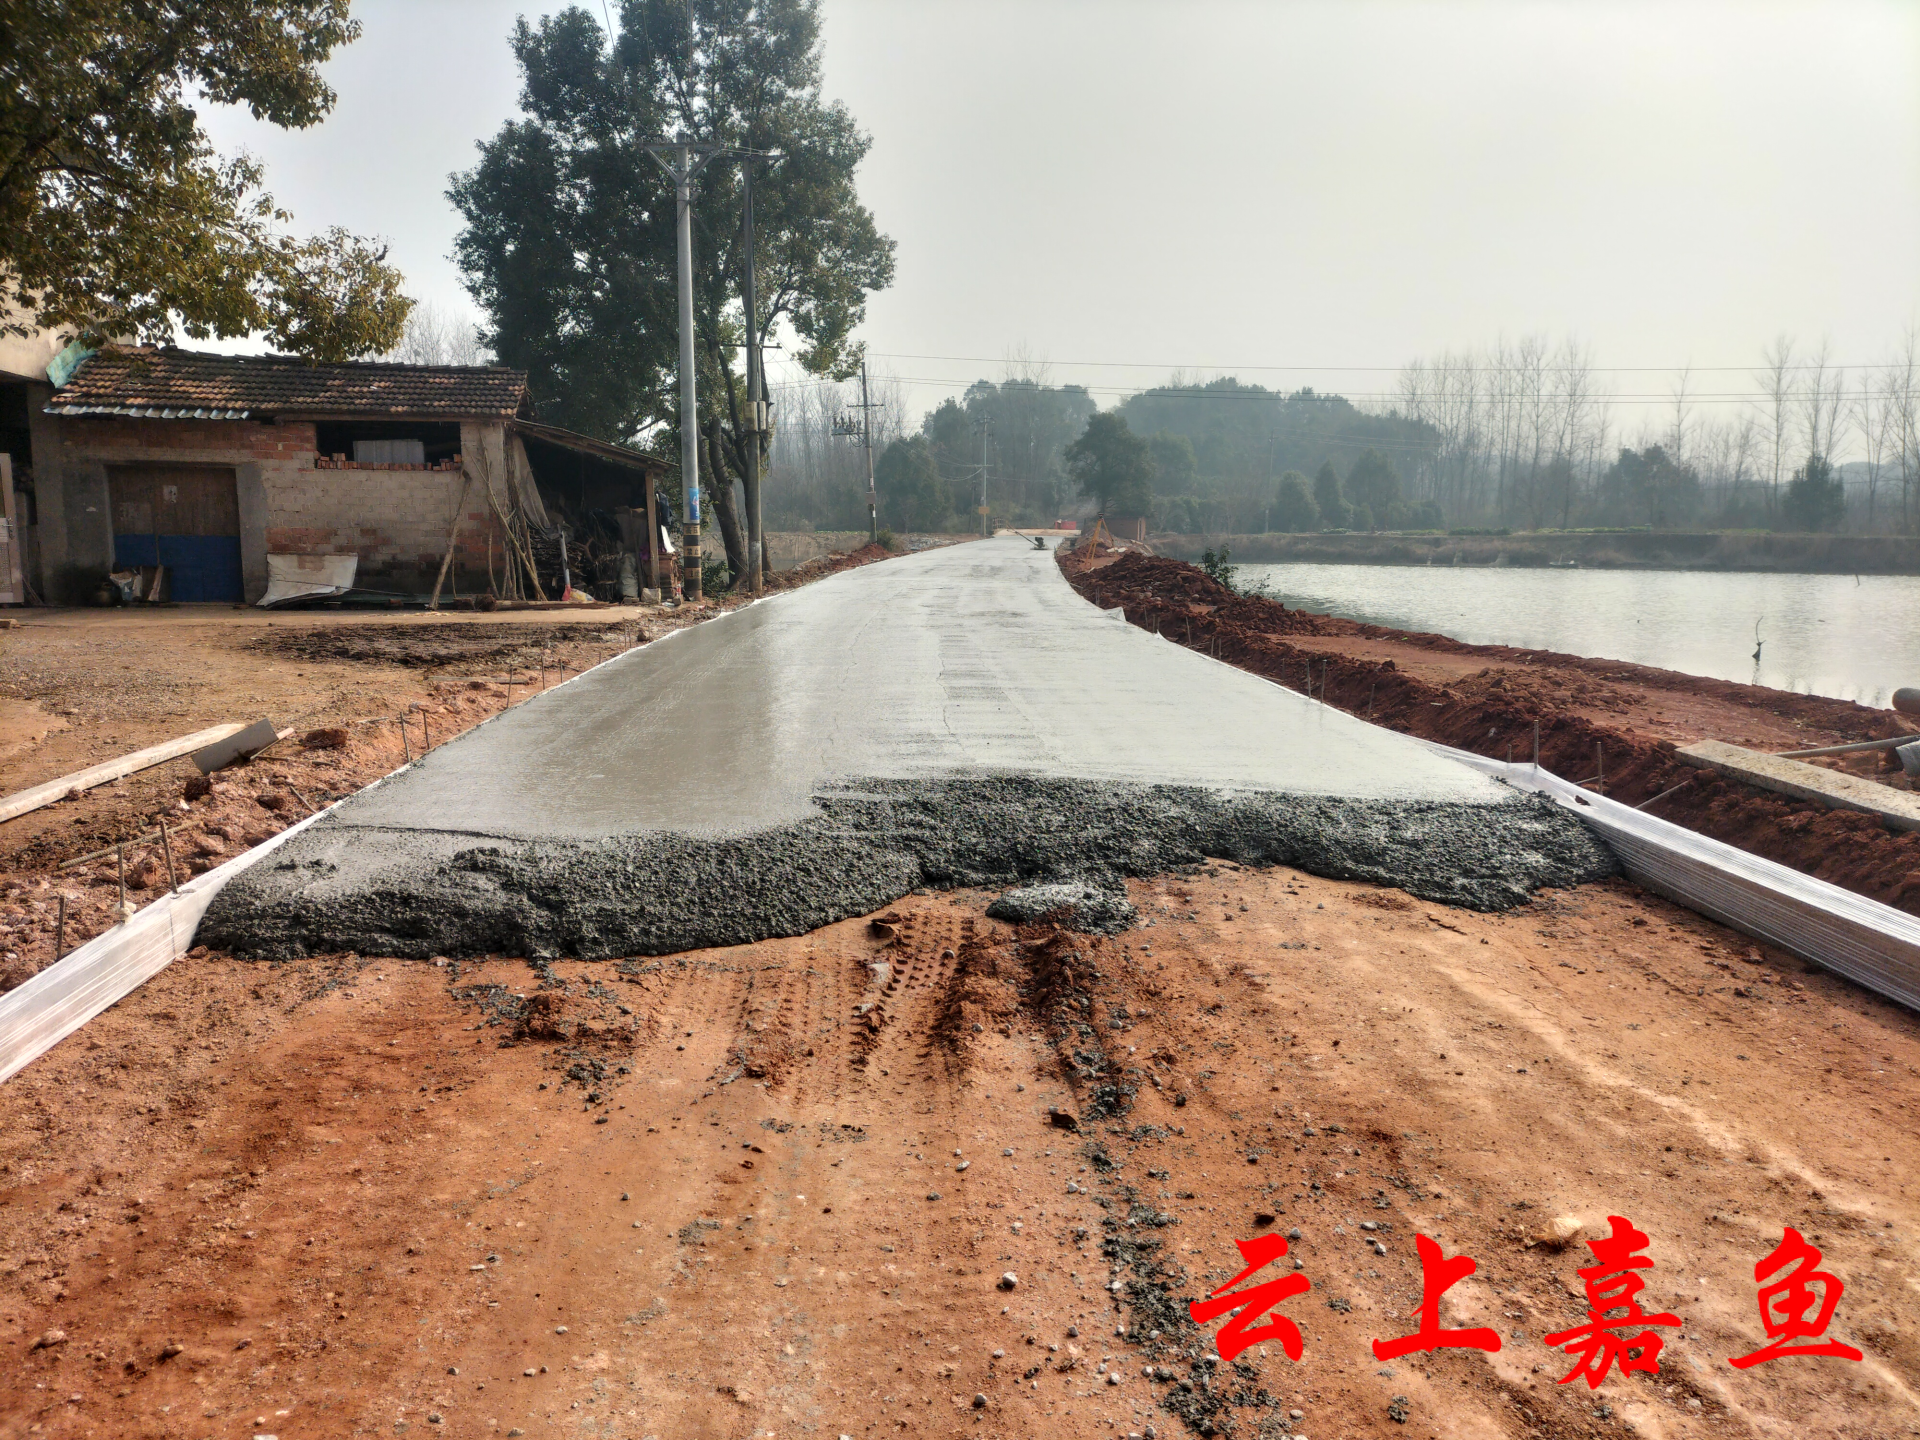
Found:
1856,361 -> 1899,530
1754,333 -> 1796,518
1797,338 -> 1846,467
1002,342 -> 1053,389
1667,362 -> 1693,466
1890,326 -> 1920,534
386,300 -> 488,367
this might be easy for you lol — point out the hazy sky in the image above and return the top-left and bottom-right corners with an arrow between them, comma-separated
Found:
200,0 -> 1920,434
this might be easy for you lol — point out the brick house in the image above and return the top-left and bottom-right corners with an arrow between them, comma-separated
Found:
13,346 -> 666,604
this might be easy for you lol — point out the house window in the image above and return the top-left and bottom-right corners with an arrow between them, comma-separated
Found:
352,438 -> 426,466
313,420 -> 463,470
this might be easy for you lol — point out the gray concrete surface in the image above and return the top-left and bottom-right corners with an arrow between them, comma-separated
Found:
202,536 -> 1612,958
1677,738 -> 1920,832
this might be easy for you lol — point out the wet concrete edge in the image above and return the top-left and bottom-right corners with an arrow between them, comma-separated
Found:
198,776 -> 1617,961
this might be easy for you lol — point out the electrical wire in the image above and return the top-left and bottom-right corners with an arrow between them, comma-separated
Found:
863,349 -> 1881,376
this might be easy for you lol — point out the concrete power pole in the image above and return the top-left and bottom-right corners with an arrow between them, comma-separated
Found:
644,140 -> 721,601
861,362 -> 877,543
741,157 -> 763,593
833,364 -> 882,539
972,414 -> 993,537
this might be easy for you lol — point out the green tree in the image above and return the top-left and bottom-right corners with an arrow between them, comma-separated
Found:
1065,412 -> 1154,517
919,381 -> 1095,525
1147,431 -> 1198,494
1271,470 -> 1319,532
1345,449 -> 1401,521
1599,445 -> 1702,528
1313,461 -> 1351,528
1155,494 -> 1202,533
1782,453 -> 1846,532
0,0 -> 411,358
451,0 -> 895,582
875,435 -> 949,532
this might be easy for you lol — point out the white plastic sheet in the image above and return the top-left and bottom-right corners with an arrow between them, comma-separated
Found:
1426,739 -> 1920,1013
0,807 -> 329,1084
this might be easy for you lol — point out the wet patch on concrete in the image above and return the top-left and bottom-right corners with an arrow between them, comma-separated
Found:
198,775 -> 1615,961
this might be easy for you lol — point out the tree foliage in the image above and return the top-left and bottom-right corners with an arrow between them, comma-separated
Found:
1313,461 -> 1350,529
919,378 -> 1094,525
875,435 -> 948,532
1345,449 -> 1402,517
1065,412 -> 1154,518
1782,453 -> 1845,533
0,0 -> 411,358
450,0 -> 895,452
1599,445 -> 1702,528
1272,470 -> 1318,532
1147,431 -> 1197,494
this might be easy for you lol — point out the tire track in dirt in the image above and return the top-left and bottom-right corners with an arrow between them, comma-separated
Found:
6,875 -> 1917,1438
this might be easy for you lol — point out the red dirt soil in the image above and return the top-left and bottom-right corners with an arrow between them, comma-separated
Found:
1061,548 -> 1920,918
4,869 -> 1915,1440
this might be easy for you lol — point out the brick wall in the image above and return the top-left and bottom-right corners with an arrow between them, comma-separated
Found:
55,416 -> 510,597
262,462 -> 487,592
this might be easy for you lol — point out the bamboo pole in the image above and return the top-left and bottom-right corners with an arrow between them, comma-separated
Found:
428,465 -> 476,611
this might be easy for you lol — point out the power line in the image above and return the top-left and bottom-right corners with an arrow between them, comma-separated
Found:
863,349 -> 1884,375
767,372 -> 1883,406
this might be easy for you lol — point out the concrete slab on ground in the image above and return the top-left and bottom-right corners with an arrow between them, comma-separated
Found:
1678,738 -> 1920,832
201,536 -> 1613,957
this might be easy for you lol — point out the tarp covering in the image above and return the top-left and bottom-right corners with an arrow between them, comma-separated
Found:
258,552 -> 358,607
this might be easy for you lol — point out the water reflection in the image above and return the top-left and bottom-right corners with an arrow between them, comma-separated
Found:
1235,564 -> 1920,708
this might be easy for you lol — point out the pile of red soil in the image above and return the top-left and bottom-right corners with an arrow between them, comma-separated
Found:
1061,547 -> 1920,916
764,540 -> 898,592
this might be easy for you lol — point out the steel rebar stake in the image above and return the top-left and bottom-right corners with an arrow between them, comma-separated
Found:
159,819 -> 180,893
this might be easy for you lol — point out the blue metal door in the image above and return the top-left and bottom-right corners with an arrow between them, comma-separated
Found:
108,464 -> 244,602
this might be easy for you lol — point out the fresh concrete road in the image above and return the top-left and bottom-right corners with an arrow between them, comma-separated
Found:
203,536 -> 1612,958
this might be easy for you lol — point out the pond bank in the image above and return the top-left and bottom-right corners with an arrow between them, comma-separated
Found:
1150,528 -> 1920,574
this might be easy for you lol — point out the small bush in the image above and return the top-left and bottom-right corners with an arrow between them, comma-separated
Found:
875,527 -> 901,552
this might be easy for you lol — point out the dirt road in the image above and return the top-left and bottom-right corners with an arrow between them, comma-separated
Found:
4,864 -> 1914,1440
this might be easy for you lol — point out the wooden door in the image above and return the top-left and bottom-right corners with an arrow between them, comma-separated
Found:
0,454 -> 21,604
108,464 -> 243,602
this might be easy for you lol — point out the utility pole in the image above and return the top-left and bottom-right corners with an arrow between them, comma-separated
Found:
972,414 -> 993,537
741,155 -> 764,593
861,362 -> 877,542
644,139 -> 722,601
834,364 -> 883,541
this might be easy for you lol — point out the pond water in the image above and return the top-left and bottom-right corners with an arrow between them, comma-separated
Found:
1235,563 -> 1920,709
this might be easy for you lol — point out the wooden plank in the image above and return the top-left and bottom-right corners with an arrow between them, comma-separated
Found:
1676,738 -> 1920,833
0,723 -> 246,826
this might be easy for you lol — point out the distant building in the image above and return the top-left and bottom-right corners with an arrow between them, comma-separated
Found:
6,346 -> 667,604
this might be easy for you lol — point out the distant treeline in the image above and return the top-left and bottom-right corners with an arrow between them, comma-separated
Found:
765,332 -> 1920,537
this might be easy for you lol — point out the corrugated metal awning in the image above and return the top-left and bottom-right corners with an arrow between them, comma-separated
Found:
513,419 -> 666,473
45,403 -> 256,420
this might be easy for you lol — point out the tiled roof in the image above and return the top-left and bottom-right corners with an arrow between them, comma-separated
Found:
45,346 -> 529,420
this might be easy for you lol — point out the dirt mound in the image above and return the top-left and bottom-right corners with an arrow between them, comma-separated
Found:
247,621 -> 635,669
763,540 -> 901,593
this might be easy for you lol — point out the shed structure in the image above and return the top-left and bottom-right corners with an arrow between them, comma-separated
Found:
10,346 -> 668,605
